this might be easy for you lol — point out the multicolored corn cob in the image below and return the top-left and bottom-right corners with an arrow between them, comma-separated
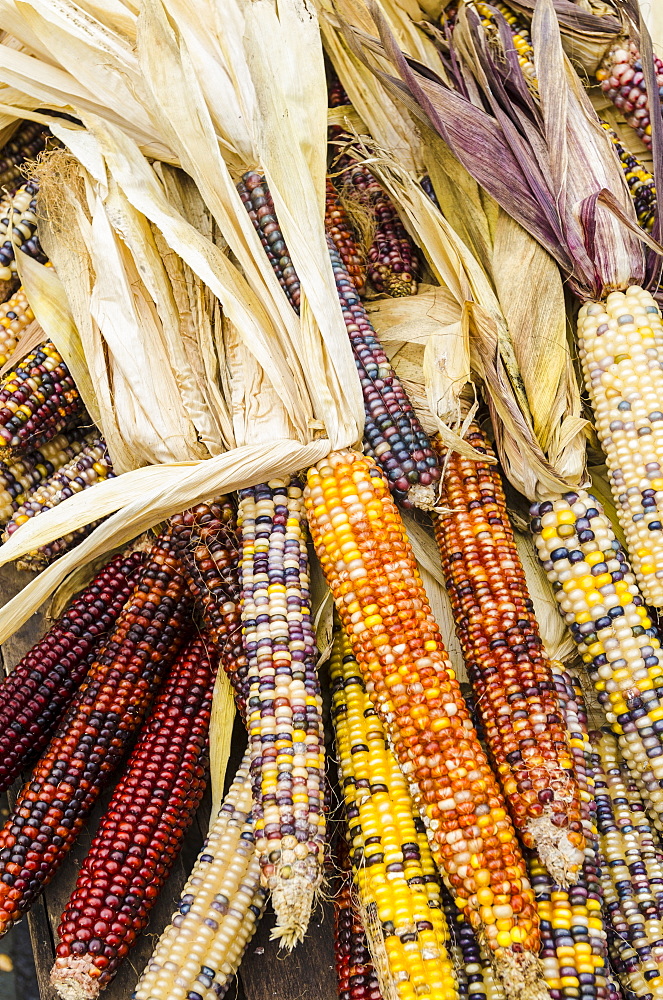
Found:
601,123 -> 656,233
0,429 -> 89,525
0,180 -> 47,287
577,288 -> 663,606
0,529 -> 191,936
305,451 -> 545,1000
590,730 -> 663,999
325,179 -> 365,294
327,235 -> 440,508
0,340 -> 84,458
334,836 -> 383,1000
0,121 -> 49,195
0,286 -> 34,368
133,751 -> 267,1000
474,2 -> 536,84
442,888 -> 505,1000
51,634 -> 216,999
335,163 -> 418,298
237,171 -> 301,312
596,41 -> 663,150
531,664 -> 612,1000
331,629 -> 459,1000
432,428 -> 584,883
529,489 -> 663,819
0,547 -> 146,794
169,500 -> 247,712
238,478 -> 325,948
4,435 -> 114,570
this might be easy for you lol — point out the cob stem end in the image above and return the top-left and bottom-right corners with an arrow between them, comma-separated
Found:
525,813 -> 583,888
269,875 -> 320,950
51,957 -> 100,1000
494,946 -> 548,1000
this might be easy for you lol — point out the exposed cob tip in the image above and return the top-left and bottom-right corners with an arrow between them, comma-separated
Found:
493,947 -> 547,1000
404,479 -> 437,510
524,816 -> 584,888
51,957 -> 99,1000
269,876 -> 320,950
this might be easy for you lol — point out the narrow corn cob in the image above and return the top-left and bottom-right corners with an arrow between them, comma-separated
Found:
0,340 -> 84,458
334,834 -> 383,1000
4,436 -> 114,570
0,546 -> 146,795
0,122 -> 48,195
327,235 -> 440,508
596,41 -> 663,150
237,171 -> 301,312
590,730 -> 663,999
529,489 -> 663,820
443,889 -> 506,1000
0,529 -> 191,936
0,429 -> 89,525
169,501 -> 247,712
432,428 -> 584,883
331,629 -> 459,1000
336,163 -> 418,298
238,477 -> 325,947
420,177 -> 440,210
0,180 -> 47,287
133,751 -> 267,1000
577,288 -> 663,606
601,123 -> 656,233
474,2 -> 536,84
305,451 -> 545,1000
0,286 -> 34,368
325,179 -> 365,294
51,634 -> 216,999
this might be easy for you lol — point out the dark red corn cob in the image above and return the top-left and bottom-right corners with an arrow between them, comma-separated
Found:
0,547 -> 146,795
0,123 -> 49,195
334,837 -> 383,1000
325,180 -> 365,294
0,340 -> 84,458
328,73 -> 350,110
169,500 -> 248,713
237,171 -> 301,312
51,634 -> 216,999
0,530 -> 191,936
338,162 -> 418,298
327,235 -> 440,507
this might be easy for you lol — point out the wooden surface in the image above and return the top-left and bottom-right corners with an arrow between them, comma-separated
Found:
0,565 -> 338,1000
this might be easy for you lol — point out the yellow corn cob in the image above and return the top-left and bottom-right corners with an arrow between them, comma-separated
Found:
305,450 -> 545,1000
331,629 -> 458,1000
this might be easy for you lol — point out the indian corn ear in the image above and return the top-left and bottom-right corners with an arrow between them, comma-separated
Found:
596,41 -> 662,150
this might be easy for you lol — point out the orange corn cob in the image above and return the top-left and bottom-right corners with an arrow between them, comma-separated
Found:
304,450 -> 545,1000
432,428 -> 584,884
325,180 -> 365,294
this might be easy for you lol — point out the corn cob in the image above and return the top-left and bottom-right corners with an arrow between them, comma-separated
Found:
529,488 -> 663,823
325,179 -> 366,294
432,428 -> 584,883
0,340 -> 84,458
133,751 -> 267,1000
0,547 -> 145,794
51,634 -> 216,999
600,123 -> 656,233
237,171 -> 301,312
329,73 -> 350,110
4,436 -> 114,570
596,41 -> 663,150
442,889 -> 506,1000
336,162 -> 418,298
577,288 -> 663,607
590,730 -> 663,999
306,451 -> 544,1000
0,529 -> 191,936
474,2 -> 536,84
420,177 -> 440,211
169,500 -> 247,713
331,629 -> 459,1000
0,121 -> 49,195
238,477 -> 325,948
334,834 -> 383,1000
327,235 -> 440,508
0,180 -> 47,288
0,430 -> 89,525
0,286 -> 34,368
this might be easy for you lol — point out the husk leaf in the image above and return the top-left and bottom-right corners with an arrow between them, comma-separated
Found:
209,665 -> 236,821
